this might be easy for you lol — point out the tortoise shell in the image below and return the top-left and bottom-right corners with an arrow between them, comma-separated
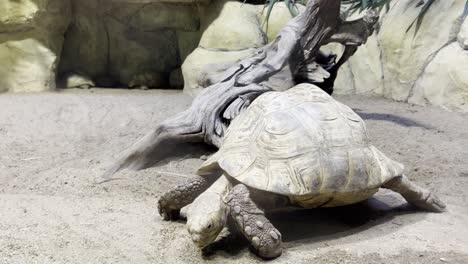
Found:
197,84 -> 404,199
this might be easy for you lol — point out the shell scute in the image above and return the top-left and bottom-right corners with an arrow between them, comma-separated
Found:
264,112 -> 299,135
287,152 -> 322,194
256,129 -> 314,160
198,84 -> 404,197
217,151 -> 255,178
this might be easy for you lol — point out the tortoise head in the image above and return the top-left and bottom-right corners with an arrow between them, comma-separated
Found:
186,192 -> 228,248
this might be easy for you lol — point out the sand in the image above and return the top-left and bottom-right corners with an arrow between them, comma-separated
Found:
0,88 -> 467,263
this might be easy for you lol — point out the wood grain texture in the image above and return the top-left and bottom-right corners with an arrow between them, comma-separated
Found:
102,0 -> 378,180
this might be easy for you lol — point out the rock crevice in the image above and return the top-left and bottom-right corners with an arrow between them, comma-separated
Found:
0,0 -> 205,91
333,0 -> 468,111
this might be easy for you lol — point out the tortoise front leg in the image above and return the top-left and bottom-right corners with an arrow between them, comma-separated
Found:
383,174 -> 446,212
158,176 -> 212,221
227,184 -> 282,259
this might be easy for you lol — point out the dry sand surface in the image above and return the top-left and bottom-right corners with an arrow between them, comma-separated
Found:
0,89 -> 467,264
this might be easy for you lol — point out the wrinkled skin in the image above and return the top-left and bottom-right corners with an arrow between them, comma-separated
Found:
186,192 -> 228,248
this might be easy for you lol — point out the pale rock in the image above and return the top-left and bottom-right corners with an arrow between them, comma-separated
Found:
258,2 -> 306,42
458,18 -> 468,50
0,0 -> 71,92
182,0 -> 268,93
0,0 -> 38,32
182,47 -> 257,94
198,0 -> 267,50
0,38 -> 56,92
335,0 -> 467,110
64,74 -> 95,89
408,43 -> 468,112
348,34 -> 384,95
334,64 -> 356,95
377,0 -> 466,101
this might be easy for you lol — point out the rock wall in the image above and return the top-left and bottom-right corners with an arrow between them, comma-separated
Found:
58,0 -> 202,89
331,0 -> 468,111
260,3 -> 306,42
1,0 -> 466,112
181,0 -> 467,111
0,0 -> 71,92
0,0 -> 204,92
181,0 -> 267,93
181,1 -> 305,93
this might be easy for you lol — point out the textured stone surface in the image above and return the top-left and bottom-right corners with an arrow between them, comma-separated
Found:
333,0 -> 468,111
258,2 -> 306,42
59,0 -> 197,88
127,3 -> 199,31
0,0 -> 39,32
408,43 -> 468,111
328,34 -> 383,96
1,0 -> 201,91
181,0 -> 269,94
198,0 -> 267,50
64,73 -> 95,88
0,0 -> 71,92
377,0 -> 466,102
57,0 -> 108,81
1,0 -> 465,111
0,39 -> 56,92
458,18 -> 468,50
177,30 -> 202,63
170,68 -> 184,89
128,72 -> 168,89
182,47 -> 257,93
106,18 -> 177,86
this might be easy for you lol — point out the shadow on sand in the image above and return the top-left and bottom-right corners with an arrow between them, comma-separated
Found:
353,109 -> 433,129
201,193 -> 426,260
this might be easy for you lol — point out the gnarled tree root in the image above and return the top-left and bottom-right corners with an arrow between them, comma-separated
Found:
100,80 -> 270,181
101,0 -> 378,181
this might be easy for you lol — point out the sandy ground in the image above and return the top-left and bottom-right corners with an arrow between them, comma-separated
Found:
0,88 -> 467,264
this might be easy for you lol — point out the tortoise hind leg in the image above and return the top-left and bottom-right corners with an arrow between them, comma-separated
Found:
227,184 -> 283,259
383,174 -> 446,212
158,176 -> 213,221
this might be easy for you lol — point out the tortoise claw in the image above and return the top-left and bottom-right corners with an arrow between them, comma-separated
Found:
157,198 -> 181,221
416,193 -> 447,213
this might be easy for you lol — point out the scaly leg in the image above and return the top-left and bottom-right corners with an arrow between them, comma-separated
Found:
158,176 -> 212,220
227,184 -> 282,259
383,175 -> 446,212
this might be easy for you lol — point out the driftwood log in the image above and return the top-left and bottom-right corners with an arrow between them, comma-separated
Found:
100,0 -> 378,181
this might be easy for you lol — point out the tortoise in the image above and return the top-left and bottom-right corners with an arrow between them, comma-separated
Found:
157,83 -> 446,259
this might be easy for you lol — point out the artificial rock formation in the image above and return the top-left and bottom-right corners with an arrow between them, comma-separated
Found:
0,0 -> 205,92
198,0 -> 266,50
458,18 -> 468,49
182,47 -> 259,93
0,0 -> 71,92
2,0 -> 465,111
332,0 -> 468,111
59,0 -> 201,88
182,0 -> 267,93
182,1 -> 307,93
408,43 -> 468,109
259,2 -> 307,42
